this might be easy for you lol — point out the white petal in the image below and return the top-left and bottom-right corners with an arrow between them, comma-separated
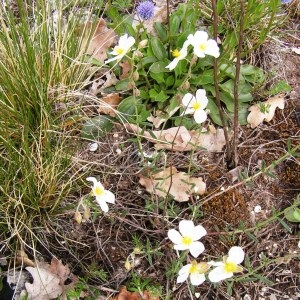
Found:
227,246 -> 245,264
97,198 -> 109,213
103,190 -> 115,204
208,266 -> 232,283
86,177 -> 97,186
193,47 -> 206,58
194,31 -> 209,43
181,107 -> 195,116
177,265 -> 190,283
205,40 -> 220,58
179,220 -> 195,237
192,225 -> 207,241
208,260 -> 224,267
182,93 -> 195,107
194,109 -> 207,123
119,34 -> 129,46
168,229 -> 183,244
190,241 -> 205,258
166,58 -> 179,70
195,89 -> 208,108
190,273 -> 206,286
105,56 -> 120,64
174,243 -> 190,251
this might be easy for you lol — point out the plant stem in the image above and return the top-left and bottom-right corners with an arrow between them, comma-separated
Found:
232,0 -> 245,167
211,0 -> 231,163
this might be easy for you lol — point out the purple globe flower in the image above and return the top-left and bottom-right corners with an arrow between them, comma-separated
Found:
136,1 -> 155,20
281,0 -> 292,3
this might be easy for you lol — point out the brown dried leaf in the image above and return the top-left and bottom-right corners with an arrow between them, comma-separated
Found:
80,19 -> 117,63
120,60 -> 132,80
16,250 -> 35,267
25,266 -> 63,300
109,286 -> 159,300
97,93 -> 121,116
48,257 -> 70,286
247,95 -> 285,128
124,124 -> 229,152
139,167 -> 206,202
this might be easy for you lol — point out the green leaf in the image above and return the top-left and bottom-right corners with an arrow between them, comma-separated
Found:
81,116 -> 114,139
170,15 -> 181,36
154,22 -> 167,42
284,207 -> 300,223
153,90 -> 169,102
115,79 -> 131,91
190,69 -> 214,85
267,80 -> 292,96
150,37 -> 167,60
149,61 -> 169,73
140,56 -> 157,67
150,71 -> 165,84
252,274 -> 273,285
165,75 -> 175,87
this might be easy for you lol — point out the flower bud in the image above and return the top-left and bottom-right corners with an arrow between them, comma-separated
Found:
74,211 -> 82,224
138,39 -> 148,48
133,71 -> 139,81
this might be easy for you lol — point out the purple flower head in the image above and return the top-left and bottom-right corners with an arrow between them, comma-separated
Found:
281,0 -> 292,3
136,1 -> 155,20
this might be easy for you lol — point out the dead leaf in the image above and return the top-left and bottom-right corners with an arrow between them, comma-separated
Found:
120,60 -> 132,79
97,93 -> 121,116
291,47 -> 300,55
147,113 -> 167,129
25,266 -> 63,300
16,250 -> 35,267
90,71 -> 118,95
139,167 -> 206,202
109,286 -> 159,300
48,257 -> 70,285
247,95 -> 285,128
79,18 -> 117,63
124,124 -> 229,152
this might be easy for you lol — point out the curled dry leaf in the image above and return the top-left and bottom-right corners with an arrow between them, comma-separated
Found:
79,18 -> 117,63
48,257 -> 71,286
247,95 -> 285,128
139,167 -> 206,202
25,266 -> 63,300
120,60 -> 132,79
124,124 -> 229,152
109,286 -> 159,300
97,93 -> 121,116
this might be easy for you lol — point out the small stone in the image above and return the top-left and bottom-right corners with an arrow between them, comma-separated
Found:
88,142 -> 98,152
254,205 -> 262,213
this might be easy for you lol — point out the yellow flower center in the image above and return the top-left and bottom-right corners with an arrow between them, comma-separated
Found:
182,236 -> 193,246
192,102 -> 201,110
189,261 -> 209,274
94,186 -> 104,196
224,262 -> 238,273
172,49 -> 181,58
116,47 -> 125,55
199,43 -> 207,51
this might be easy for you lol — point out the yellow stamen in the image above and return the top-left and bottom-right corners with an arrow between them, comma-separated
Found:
192,102 -> 201,110
189,260 -> 198,274
182,236 -> 193,246
199,43 -> 207,51
116,47 -> 124,55
94,186 -> 104,196
189,261 -> 210,274
172,49 -> 180,58
224,262 -> 239,273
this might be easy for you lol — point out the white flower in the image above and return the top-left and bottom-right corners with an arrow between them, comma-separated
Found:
86,177 -> 115,213
208,246 -> 245,283
166,42 -> 189,70
167,220 -> 207,258
181,89 -> 208,123
105,34 -> 135,64
177,260 -> 209,286
187,30 -> 220,58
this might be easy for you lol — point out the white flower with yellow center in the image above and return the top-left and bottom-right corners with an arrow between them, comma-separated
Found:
166,42 -> 189,70
167,220 -> 207,258
208,246 -> 245,282
105,34 -> 135,64
181,89 -> 208,123
86,177 -> 115,213
187,30 -> 220,58
177,260 -> 210,286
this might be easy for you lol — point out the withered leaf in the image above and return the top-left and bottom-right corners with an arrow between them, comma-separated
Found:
97,93 -> 121,116
139,167 -> 206,202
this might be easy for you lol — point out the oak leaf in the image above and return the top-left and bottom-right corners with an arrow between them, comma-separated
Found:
139,167 -> 206,202
247,95 -> 285,128
79,18 -> 117,63
97,93 -> 121,116
124,124 -> 229,152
